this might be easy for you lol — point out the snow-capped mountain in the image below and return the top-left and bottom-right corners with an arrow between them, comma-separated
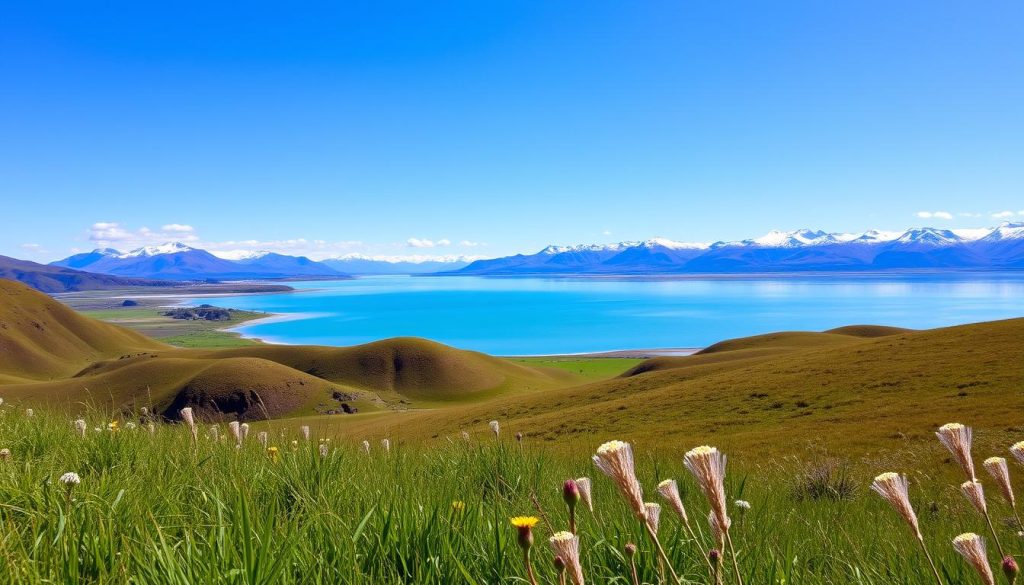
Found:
52,243 -> 347,280
446,223 -> 1024,276
321,254 -> 472,275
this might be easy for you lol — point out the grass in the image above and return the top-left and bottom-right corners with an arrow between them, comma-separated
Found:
78,307 -> 268,349
0,408 -> 1019,584
510,357 -> 643,381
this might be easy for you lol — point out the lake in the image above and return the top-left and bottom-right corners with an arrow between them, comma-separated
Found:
220,275 -> 1024,355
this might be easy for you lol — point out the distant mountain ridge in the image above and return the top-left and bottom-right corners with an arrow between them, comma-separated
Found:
52,245 -> 472,279
443,223 -> 1024,275
0,255 -> 174,292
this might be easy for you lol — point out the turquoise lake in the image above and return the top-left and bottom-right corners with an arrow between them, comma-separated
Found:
220,275 -> 1024,355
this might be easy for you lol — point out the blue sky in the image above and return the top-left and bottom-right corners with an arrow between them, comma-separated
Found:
2,1 -> 1022,262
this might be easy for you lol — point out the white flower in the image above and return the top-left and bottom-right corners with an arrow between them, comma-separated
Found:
735,499 -> 751,510
59,472 -> 81,486
125,422 -> 137,430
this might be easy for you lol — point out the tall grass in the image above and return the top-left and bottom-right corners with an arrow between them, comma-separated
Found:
0,409 -> 1018,584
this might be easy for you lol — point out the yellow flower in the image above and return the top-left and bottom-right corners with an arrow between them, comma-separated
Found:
267,446 -> 280,462
510,516 -> 539,528
107,421 -> 119,432
451,500 -> 466,512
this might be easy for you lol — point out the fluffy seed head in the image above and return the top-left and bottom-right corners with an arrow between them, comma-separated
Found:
645,502 -> 662,534
657,479 -> 689,524
575,477 -> 593,512
871,472 -> 921,539
74,419 -> 87,438
1011,441 -> 1024,465
708,510 -> 731,550
685,445 -> 730,529
139,407 -> 148,417
300,425 -> 310,441
362,440 -> 371,454
59,472 -> 81,486
257,431 -> 269,447
983,456 -> 1015,507
961,480 -> 988,516
228,421 -> 241,445
936,423 -> 975,481
318,443 -> 328,458
461,430 -> 470,442
0,449 -> 11,461
240,423 -> 250,439
952,533 -> 995,585
592,440 -> 646,519
381,438 -> 391,453
180,407 -> 195,427
489,420 -> 500,438
548,531 -> 584,585
25,408 -> 33,417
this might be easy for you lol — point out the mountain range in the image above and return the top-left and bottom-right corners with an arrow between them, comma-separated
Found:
444,223 -> 1024,275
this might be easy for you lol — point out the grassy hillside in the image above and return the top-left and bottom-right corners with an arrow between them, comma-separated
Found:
0,255 -> 173,293
312,318 -> 1024,457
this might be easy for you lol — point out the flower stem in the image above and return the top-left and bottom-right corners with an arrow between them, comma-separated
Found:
725,528 -> 744,585
643,520 -> 681,583
523,550 -> 538,585
917,535 -> 944,585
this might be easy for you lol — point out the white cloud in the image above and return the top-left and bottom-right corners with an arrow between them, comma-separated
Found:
161,224 -> 195,233
459,240 -> 483,247
915,211 -> 953,220
958,212 -> 982,218
602,230 -> 613,236
88,221 -> 199,247
406,238 -> 452,248
992,210 -> 1017,219
19,243 -> 47,256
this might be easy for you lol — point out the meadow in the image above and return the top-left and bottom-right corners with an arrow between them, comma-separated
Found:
0,408 -> 1020,584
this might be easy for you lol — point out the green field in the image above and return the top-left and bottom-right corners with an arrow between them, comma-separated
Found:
79,307 -> 267,349
0,409 -> 1017,584
510,357 -> 643,381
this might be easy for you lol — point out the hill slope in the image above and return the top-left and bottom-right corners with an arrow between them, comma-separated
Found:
0,257 -> 172,293
322,318 -> 1024,456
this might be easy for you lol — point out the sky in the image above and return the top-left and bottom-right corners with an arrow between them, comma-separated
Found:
2,1 -> 1022,262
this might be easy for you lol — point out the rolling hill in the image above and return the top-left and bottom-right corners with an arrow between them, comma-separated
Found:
0,255 -> 175,293
0,280 -> 571,419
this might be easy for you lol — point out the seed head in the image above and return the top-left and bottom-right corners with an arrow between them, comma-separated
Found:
74,419 -> 87,438
318,443 -> 328,458
685,445 -> 730,530
593,440 -> 646,519
228,421 -> 242,446
362,440 -> 371,454
708,510 -> 730,550
489,420 -> 500,438
645,502 -> 662,534
657,479 -> 689,524
549,531 -> 584,585
871,472 -> 921,539
59,472 -> 81,487
961,480 -> 988,516
575,477 -> 593,512
1011,441 -> 1024,465
25,408 -> 33,417
936,423 -> 976,481
300,425 -> 310,441
381,438 -> 391,453
983,456 -> 1015,507
257,431 -> 269,447
0,449 -> 11,461
952,533 -> 995,585
240,423 -> 250,439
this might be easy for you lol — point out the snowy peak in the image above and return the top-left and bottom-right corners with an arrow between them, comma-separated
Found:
210,249 -> 271,261
894,228 -> 961,246
117,242 -> 196,258
981,222 -> 1024,242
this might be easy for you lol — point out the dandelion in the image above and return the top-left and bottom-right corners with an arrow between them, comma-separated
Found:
870,472 -> 942,583
451,500 -> 465,513
962,480 -> 1006,558
937,423 -> 975,481
563,479 -> 581,533
952,533 -> 995,585
594,440 -> 677,583
1012,441 -> 1024,465
180,407 -> 197,442
511,516 -> 540,585
362,440 -> 371,455
108,420 -> 119,432
489,420 -> 500,439
575,477 -> 593,513
381,438 -> 391,454
228,421 -> 242,446
73,419 -> 87,438
267,446 -> 279,462
0,449 -> 10,461
548,531 -> 584,585
300,425 -> 310,441
319,443 -> 328,458
685,445 -> 741,585
257,431 -> 269,448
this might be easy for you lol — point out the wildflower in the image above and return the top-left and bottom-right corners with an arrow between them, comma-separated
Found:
300,425 -> 310,441
228,421 -> 242,446
74,419 -> 87,438
461,430 -> 470,442
0,449 -> 10,461
267,446 -> 279,462
140,406 -> 148,417
25,408 -> 33,417
563,479 -> 580,533
871,473 -> 922,539
180,407 -> 197,441
1012,441 -> 1024,465
108,420 -> 119,432
125,422 -> 136,430
548,531 -> 584,585
734,499 -> 751,510
240,423 -> 250,440
962,480 -> 1006,558
362,440 -> 371,454
657,479 -> 688,523
147,423 -> 155,435
645,502 -> 661,534
625,543 -> 640,585
983,457 -> 1016,507
592,440 -> 645,519
511,516 -> 540,585
686,445 -> 741,585
515,432 -> 523,443
451,500 -> 465,513
209,425 -> 219,441
381,438 -> 391,453
1003,556 -> 1019,585
575,477 -> 593,513
257,431 -> 269,448
319,443 -> 328,458
936,423 -> 975,481
489,420 -> 500,439
290,439 -> 298,450
952,533 -> 995,585
59,471 -> 80,503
